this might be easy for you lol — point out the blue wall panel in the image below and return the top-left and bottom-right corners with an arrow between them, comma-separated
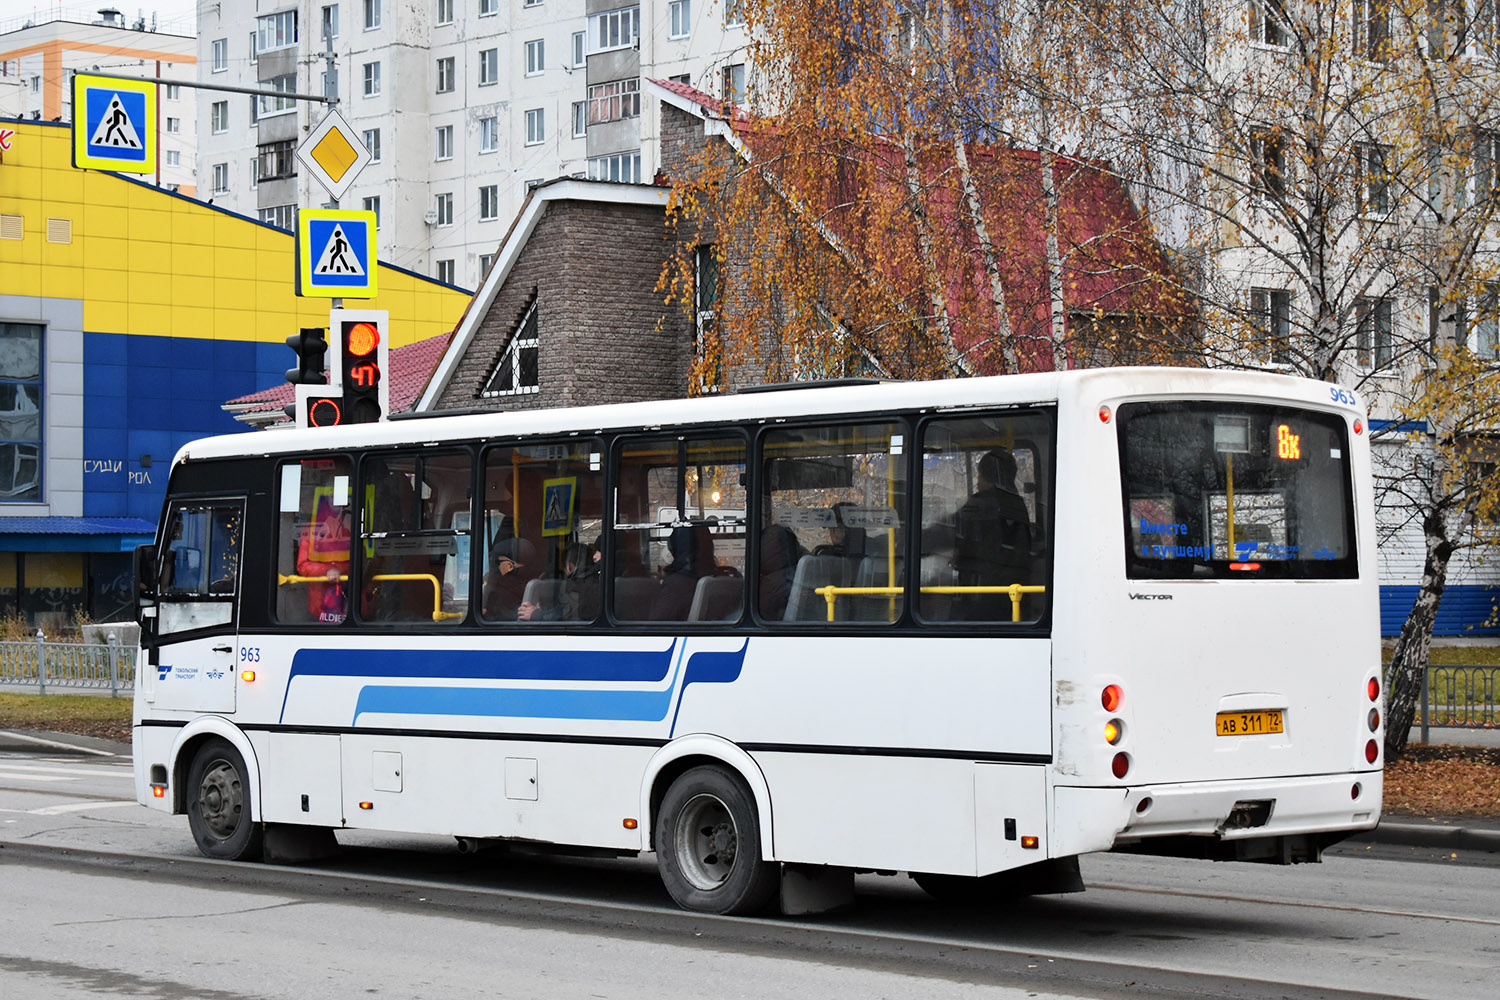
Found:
83,331 -> 282,522
1380,585 -> 1500,636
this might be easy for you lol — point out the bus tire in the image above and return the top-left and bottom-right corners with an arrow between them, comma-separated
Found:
655,765 -> 777,915
186,737 -> 263,862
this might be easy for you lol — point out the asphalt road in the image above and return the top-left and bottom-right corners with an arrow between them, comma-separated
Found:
2,732 -> 1498,999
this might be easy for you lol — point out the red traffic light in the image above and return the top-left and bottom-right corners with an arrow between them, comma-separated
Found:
345,321 -> 380,357
307,396 -> 343,428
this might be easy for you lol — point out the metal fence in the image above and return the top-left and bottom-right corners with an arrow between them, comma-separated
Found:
0,634 -> 136,698
1419,664 -> 1500,741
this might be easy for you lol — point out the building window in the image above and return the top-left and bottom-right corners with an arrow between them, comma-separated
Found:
480,116 -> 499,153
363,196 -> 380,226
1355,142 -> 1391,215
437,259 -> 456,284
480,184 -> 499,220
1250,288 -> 1291,364
260,205 -> 296,231
587,149 -> 641,183
363,61 -> 381,96
589,7 -> 639,52
1354,0 -> 1391,59
1356,296 -> 1393,369
670,0 -> 691,37
212,162 -> 230,194
588,78 -> 640,124
211,38 -> 227,72
364,0 -> 381,29
479,253 -> 494,276
669,72 -> 690,85
0,323 -> 43,503
725,0 -> 744,26
165,84 -> 181,100
1250,129 -> 1285,197
695,243 -> 719,357
522,0 -> 541,7
481,0 -> 500,13
437,56 -> 455,93
249,33 -> 258,64
435,192 -> 453,226
259,74 -> 297,117
211,101 -> 228,133
525,39 -> 545,74
257,139 -> 297,181
479,48 -> 499,86
256,10 -> 298,52
525,108 -> 545,145
1250,0 -> 1289,46
248,93 -> 259,125
363,128 -> 381,162
481,300 -> 540,397
437,0 -> 454,25
166,117 -> 181,133
166,150 -> 180,166
721,63 -> 746,105
1475,130 -> 1500,202
435,124 -> 454,160
572,101 -> 586,137
1473,286 -> 1500,360
322,4 -> 339,38
572,30 -> 586,66
250,158 -> 259,187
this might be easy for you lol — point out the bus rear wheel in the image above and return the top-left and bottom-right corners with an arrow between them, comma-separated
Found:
186,737 -> 263,861
655,766 -> 777,915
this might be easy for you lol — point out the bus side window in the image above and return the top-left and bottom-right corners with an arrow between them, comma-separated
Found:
611,434 -> 746,623
157,502 -> 243,636
359,451 -> 471,625
275,458 -> 353,625
918,413 -> 1052,624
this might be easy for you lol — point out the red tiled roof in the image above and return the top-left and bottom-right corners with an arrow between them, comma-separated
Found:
226,333 -> 454,417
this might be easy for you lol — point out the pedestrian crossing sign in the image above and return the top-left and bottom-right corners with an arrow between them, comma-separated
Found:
71,74 -> 155,173
296,209 -> 378,298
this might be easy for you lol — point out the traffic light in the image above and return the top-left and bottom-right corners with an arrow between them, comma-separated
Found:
285,328 -> 328,385
332,309 -> 389,424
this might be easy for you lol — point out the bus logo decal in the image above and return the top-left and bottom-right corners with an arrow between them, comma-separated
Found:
1128,593 -> 1173,601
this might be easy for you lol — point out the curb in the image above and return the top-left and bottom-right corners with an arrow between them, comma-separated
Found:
1358,820 -> 1500,853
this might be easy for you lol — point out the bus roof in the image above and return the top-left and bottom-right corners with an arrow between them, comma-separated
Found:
174,367 -> 1352,467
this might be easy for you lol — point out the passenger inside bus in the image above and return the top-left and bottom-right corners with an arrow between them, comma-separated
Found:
297,493 -> 350,623
651,525 -> 716,620
954,448 -> 1032,620
758,524 -> 803,620
518,541 -> 601,621
483,536 -> 537,620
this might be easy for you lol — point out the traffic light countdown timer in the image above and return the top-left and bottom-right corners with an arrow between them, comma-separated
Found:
286,309 -> 390,428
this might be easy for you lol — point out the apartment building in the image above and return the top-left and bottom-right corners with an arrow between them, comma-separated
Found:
195,0 -> 751,289
0,7 -> 197,193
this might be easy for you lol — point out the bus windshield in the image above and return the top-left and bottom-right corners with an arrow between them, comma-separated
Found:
1119,401 -> 1357,579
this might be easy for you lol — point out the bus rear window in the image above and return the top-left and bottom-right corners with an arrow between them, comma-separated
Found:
1118,401 -> 1356,580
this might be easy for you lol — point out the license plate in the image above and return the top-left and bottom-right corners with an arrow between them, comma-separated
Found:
1216,710 -> 1284,737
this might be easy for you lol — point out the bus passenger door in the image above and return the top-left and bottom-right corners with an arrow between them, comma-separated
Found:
147,499 -> 244,714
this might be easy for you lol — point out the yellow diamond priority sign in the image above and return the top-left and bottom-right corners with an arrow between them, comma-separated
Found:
297,109 -> 371,200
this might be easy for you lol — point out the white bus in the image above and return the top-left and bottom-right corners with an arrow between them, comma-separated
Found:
131,368 -> 1383,914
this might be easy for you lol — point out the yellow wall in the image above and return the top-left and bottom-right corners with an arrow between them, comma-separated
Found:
0,120 -> 469,348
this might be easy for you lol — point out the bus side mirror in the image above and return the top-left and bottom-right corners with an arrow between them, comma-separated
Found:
134,543 -> 158,607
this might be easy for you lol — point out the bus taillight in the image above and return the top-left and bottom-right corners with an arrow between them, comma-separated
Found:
1104,719 -> 1123,745
1364,740 -> 1379,764
1101,684 -> 1122,712
1099,405 -> 1112,424
1111,752 -> 1130,779
1367,677 -> 1380,701
1368,708 -> 1380,732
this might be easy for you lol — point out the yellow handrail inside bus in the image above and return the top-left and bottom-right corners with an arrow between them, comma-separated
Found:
813,584 -> 1047,623
277,573 -> 465,622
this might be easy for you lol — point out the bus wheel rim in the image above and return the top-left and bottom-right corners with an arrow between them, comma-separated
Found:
674,791 -> 738,891
199,760 -> 242,840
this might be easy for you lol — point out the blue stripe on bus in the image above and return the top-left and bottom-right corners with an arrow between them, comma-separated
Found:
281,643 -> 682,723
336,641 -> 749,727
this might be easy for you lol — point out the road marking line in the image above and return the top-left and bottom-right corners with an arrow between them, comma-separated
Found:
0,771 -> 73,782
0,764 -> 133,778
0,731 -> 119,756
28,800 -> 141,816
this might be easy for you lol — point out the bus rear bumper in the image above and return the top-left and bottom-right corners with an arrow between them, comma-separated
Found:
1054,771 -> 1382,861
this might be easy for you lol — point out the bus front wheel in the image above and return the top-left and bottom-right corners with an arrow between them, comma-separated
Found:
655,766 -> 777,915
186,737 -> 263,861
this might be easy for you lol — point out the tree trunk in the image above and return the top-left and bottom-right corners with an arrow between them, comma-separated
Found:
1384,512 -> 1455,759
